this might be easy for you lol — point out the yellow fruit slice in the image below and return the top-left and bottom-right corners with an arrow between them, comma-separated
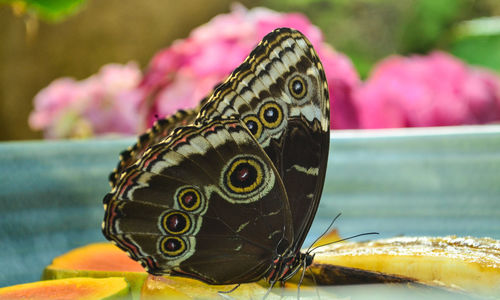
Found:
141,274 -> 343,299
141,275 -> 270,300
312,236 -> 500,296
311,229 -> 342,249
0,277 -> 130,300
42,243 -> 147,299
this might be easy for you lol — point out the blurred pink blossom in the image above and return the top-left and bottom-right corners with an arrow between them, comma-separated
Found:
35,6 -> 500,138
29,62 -> 142,138
354,51 -> 500,128
29,5 -> 360,138
137,4 -> 360,129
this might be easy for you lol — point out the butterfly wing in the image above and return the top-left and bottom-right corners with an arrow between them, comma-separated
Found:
103,118 -> 293,284
109,108 -> 199,187
197,28 -> 330,249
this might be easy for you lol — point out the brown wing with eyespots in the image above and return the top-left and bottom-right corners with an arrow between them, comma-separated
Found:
109,109 -> 198,187
196,28 -> 330,250
103,118 -> 293,284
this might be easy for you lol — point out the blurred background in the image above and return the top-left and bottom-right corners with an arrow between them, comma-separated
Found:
1,0 -> 500,140
1,1 -> 499,291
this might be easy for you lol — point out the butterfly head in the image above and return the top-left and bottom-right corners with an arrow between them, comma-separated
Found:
266,250 -> 314,284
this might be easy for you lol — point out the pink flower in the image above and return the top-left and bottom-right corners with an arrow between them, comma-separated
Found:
136,4 -> 360,129
29,62 -> 142,138
321,46 -> 361,129
29,5 -> 359,138
354,51 -> 500,128
29,78 -> 81,133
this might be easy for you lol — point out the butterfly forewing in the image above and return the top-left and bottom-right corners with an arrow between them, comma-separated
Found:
103,118 -> 294,284
197,28 -> 330,249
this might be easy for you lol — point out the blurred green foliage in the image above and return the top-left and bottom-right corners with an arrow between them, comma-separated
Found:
263,0 -> 500,77
0,0 -> 86,21
2,0 -> 498,76
451,17 -> 500,72
398,0 -> 468,53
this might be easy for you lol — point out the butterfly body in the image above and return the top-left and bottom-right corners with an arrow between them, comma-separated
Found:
103,28 -> 329,286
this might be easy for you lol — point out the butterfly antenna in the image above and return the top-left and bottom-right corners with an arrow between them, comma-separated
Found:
309,231 -> 379,253
306,213 -> 342,254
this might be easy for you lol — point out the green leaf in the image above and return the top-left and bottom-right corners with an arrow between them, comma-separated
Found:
450,17 -> 500,72
398,0 -> 468,54
1,0 -> 87,22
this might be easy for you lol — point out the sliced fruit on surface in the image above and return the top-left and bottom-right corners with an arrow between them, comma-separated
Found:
312,236 -> 500,296
141,275 -> 270,300
42,242 -> 147,299
0,277 -> 130,300
142,275 -> 343,299
43,242 -> 144,272
310,228 -> 342,249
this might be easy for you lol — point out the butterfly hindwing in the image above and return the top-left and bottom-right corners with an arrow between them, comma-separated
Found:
197,28 -> 330,248
103,118 -> 294,284
109,109 -> 199,187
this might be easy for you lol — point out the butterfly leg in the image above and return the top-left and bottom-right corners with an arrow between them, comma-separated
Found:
263,280 -> 278,300
307,267 -> 321,300
218,283 -> 240,294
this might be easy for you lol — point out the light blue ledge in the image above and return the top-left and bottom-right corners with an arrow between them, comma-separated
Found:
0,125 -> 499,287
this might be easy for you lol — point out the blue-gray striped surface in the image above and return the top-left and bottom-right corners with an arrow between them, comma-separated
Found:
0,126 -> 499,287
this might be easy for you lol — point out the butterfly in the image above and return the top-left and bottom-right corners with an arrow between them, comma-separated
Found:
103,28 -> 330,287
